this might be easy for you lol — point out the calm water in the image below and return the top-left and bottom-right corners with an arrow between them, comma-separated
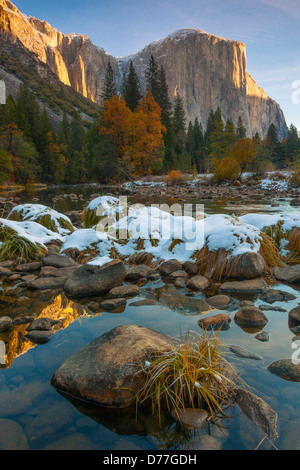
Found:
0,185 -> 299,450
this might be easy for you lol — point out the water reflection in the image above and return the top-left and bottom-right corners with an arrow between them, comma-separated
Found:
0,294 -> 91,369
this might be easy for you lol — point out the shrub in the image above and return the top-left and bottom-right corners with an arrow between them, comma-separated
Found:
212,157 -> 240,183
290,168 -> 300,188
165,170 -> 185,186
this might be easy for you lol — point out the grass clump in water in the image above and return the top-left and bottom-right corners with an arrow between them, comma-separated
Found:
137,330 -> 239,424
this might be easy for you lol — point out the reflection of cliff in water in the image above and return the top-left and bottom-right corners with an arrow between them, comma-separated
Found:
0,294 -> 92,370
144,285 -> 212,316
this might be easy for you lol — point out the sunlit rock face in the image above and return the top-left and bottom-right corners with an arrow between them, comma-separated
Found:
0,1 -> 287,138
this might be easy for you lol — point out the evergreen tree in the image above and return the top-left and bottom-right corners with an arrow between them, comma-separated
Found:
122,61 -> 142,111
101,62 -> 117,103
158,66 -> 172,116
173,94 -> 186,134
236,116 -> 247,139
146,55 -> 160,103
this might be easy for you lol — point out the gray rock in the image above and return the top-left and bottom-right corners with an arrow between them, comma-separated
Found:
15,262 -> 41,272
129,299 -> 158,307
229,345 -> 263,360
223,252 -> 265,280
259,305 -> 287,313
27,317 -> 57,332
64,260 -> 126,298
260,289 -> 296,304
158,260 -> 182,277
235,388 -> 278,441
42,254 -> 77,269
182,261 -> 199,276
51,325 -> 171,408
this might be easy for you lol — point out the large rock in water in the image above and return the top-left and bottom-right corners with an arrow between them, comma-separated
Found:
268,360 -> 300,382
64,260 -> 126,298
273,265 -> 300,284
234,306 -> 268,328
51,325 -> 171,408
219,278 -> 268,294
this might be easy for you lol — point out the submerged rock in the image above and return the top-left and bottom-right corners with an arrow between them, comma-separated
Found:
268,359 -> 300,382
235,389 -> 278,441
255,331 -> 270,342
51,325 -> 171,408
260,289 -> 296,304
64,260 -> 126,298
171,409 -> 209,428
100,298 -> 127,311
229,345 -> 263,360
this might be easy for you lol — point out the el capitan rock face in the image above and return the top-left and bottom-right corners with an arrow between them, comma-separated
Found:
0,0 -> 287,138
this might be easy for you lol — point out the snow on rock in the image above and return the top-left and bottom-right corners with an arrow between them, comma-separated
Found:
240,214 -> 300,232
0,217 -> 64,247
8,204 -> 74,235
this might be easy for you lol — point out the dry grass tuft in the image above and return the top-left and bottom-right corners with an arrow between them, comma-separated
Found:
137,330 -> 239,424
0,223 -> 46,262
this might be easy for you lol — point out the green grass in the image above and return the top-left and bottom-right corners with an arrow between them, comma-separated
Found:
137,330 -> 239,425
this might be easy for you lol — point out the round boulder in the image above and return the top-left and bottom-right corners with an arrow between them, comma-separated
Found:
234,306 -> 268,328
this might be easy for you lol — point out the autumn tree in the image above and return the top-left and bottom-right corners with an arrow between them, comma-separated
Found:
230,138 -> 257,174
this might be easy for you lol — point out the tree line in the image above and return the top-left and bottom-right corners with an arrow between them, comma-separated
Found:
0,56 -> 299,185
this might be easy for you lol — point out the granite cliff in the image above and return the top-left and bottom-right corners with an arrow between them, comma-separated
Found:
0,0 -> 287,137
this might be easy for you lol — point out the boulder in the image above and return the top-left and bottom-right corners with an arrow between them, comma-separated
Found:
51,325 -> 171,408
15,262 -> 41,272
268,359 -> 300,382
130,300 -> 158,307
64,260 -> 126,298
223,252 -> 265,280
207,295 -> 231,310
25,330 -> 54,343
220,278 -> 268,294
234,306 -> 268,328
273,265 -> 300,284
187,275 -> 210,291
42,254 -> 77,269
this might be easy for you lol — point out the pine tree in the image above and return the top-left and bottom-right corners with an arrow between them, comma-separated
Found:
122,61 -> 142,111
236,116 -> 247,139
146,55 -> 160,103
173,94 -> 186,135
158,66 -> 172,116
101,62 -> 117,103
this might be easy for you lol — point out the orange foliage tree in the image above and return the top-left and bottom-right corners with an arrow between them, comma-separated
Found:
99,92 -> 165,176
230,138 -> 257,173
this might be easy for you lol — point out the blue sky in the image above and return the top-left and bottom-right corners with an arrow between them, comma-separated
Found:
14,0 -> 300,130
